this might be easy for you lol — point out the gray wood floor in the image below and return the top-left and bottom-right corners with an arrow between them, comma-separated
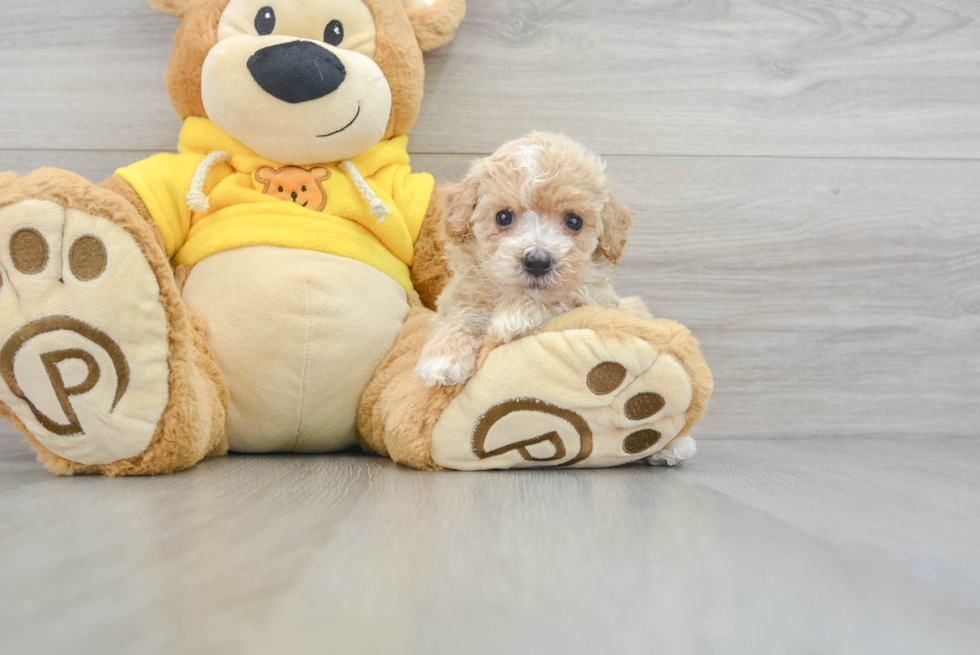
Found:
1,436 -> 979,654
1,1 -> 979,653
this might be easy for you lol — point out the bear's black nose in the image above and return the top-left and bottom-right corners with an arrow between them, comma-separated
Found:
523,249 -> 553,278
247,41 -> 346,104
291,191 -> 298,200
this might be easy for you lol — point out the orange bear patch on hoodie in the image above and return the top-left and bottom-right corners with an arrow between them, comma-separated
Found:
255,166 -> 331,212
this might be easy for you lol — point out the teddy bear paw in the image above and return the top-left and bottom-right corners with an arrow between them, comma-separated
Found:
0,196 -> 170,466
429,324 -> 698,469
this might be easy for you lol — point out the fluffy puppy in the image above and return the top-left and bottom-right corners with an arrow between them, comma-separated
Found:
415,132 -> 645,387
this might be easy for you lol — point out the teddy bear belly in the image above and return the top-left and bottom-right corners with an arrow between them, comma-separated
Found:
181,246 -> 410,453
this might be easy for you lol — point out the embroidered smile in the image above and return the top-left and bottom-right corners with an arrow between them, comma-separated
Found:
317,103 -> 361,139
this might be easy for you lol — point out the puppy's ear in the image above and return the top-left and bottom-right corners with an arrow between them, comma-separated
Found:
403,0 -> 466,52
439,175 -> 479,246
599,193 -> 635,265
147,0 -> 189,18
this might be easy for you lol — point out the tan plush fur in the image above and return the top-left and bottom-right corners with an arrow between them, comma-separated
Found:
365,0 -> 427,139
407,0 -> 466,52
359,303 -> 464,470
409,190 -> 451,309
162,0 -> 229,121
148,0 -> 190,18
0,169 -> 228,476
99,174 -> 168,253
415,133 -> 637,387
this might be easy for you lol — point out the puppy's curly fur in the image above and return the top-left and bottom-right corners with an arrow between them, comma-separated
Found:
416,133 -> 644,387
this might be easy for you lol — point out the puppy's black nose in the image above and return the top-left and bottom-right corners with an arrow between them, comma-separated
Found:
247,41 -> 346,104
523,249 -> 553,278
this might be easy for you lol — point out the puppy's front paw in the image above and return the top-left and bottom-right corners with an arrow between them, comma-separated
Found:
488,313 -> 529,343
646,436 -> 697,467
414,352 -> 477,388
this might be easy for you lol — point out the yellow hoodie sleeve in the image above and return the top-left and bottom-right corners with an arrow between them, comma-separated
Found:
115,152 -> 206,258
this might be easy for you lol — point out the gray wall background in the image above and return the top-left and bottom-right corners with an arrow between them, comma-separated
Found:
2,0 -> 978,441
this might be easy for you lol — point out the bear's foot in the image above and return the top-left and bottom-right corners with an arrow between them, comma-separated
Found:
362,304 -> 712,471
0,170 -> 226,476
431,313 -> 708,469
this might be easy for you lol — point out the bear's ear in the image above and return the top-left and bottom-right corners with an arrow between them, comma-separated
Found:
310,167 -> 331,182
403,0 -> 466,52
148,0 -> 190,18
255,166 -> 275,185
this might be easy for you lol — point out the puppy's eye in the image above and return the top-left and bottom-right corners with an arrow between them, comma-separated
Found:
495,210 -> 515,228
324,20 -> 344,46
255,6 -> 276,35
565,214 -> 584,232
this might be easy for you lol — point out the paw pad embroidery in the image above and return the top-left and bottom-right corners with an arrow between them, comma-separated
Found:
68,236 -> 107,281
468,360 -> 673,465
587,362 -> 666,455
10,228 -> 49,274
1,316 -> 130,436
623,428 -> 661,455
586,361 -> 626,395
472,397 -> 593,467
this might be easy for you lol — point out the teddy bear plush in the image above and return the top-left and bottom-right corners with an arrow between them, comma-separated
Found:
0,0 -> 713,476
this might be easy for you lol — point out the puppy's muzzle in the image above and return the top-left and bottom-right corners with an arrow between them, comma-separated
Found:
247,41 -> 347,104
523,248 -> 554,279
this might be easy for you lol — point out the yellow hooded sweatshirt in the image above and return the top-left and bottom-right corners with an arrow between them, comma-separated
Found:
116,117 -> 434,291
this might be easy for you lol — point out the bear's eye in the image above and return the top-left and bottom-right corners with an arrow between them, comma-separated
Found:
278,186 -> 284,193
496,210 -> 515,228
565,214 -> 584,232
302,186 -> 307,192
324,20 -> 344,46
255,6 -> 276,36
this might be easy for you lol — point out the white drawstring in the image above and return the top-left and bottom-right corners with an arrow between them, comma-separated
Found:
186,151 -> 233,213
340,160 -> 391,223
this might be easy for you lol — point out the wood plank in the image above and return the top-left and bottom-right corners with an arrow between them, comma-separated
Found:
4,151 -> 979,439
0,1 -> 182,152
1,437 -> 978,654
417,0 -> 980,157
695,438 -> 980,603
1,1 -> 979,157
0,150 -> 163,184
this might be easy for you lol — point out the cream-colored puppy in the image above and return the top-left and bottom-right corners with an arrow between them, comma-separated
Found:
416,133 -> 647,387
